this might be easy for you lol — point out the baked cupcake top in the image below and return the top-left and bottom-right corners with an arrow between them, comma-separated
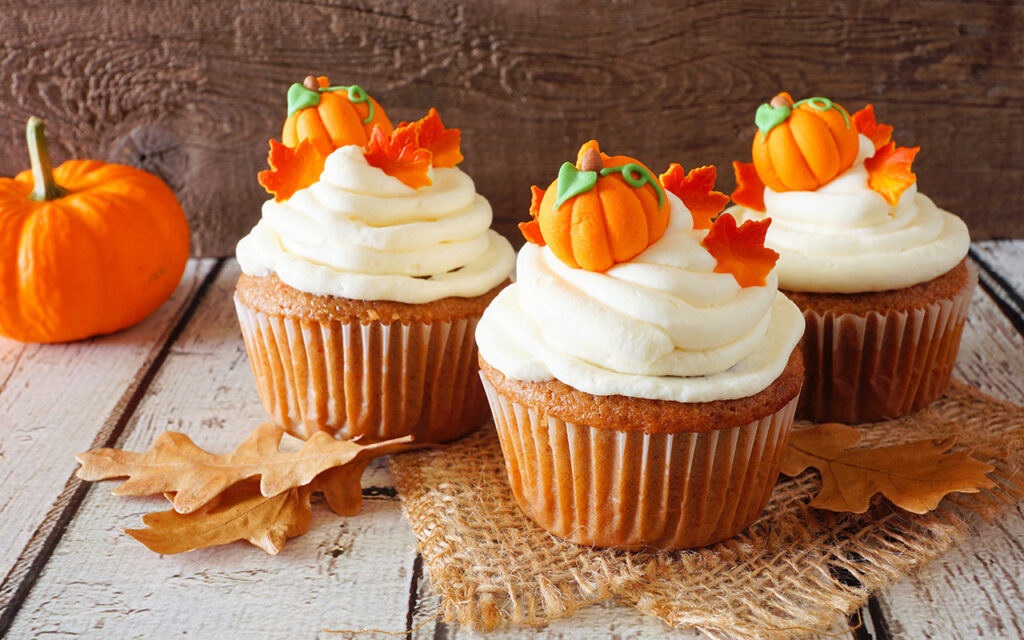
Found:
727,93 -> 970,294
475,141 -> 804,403
236,76 -> 514,304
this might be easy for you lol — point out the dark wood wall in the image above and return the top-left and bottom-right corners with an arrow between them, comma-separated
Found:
1,1 -> 1022,255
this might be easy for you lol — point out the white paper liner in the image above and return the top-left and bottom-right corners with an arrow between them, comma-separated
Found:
481,377 -> 799,551
797,268 -> 977,424
234,294 -> 488,442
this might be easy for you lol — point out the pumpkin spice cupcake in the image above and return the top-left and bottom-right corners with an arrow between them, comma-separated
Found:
235,76 -> 515,443
475,141 -> 805,550
728,93 -> 973,423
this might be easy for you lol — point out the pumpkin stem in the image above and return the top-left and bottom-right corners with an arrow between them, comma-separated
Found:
770,93 -> 794,109
579,148 -> 603,172
302,75 -> 319,91
26,117 -> 68,202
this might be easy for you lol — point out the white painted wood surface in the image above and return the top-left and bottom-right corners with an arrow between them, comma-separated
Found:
2,244 -> 1023,640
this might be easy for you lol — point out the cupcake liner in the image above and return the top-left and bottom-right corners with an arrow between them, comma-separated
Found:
481,378 -> 799,551
797,269 -> 976,424
234,294 -> 489,443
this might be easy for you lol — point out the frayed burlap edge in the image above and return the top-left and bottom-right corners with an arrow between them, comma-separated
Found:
392,381 -> 1024,640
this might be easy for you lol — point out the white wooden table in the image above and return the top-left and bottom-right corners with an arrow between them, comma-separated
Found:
1,242 -> 1023,640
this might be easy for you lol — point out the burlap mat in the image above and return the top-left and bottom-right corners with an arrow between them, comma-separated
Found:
391,381 -> 1024,639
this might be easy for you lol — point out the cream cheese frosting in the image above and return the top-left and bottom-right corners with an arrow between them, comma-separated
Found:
729,135 -> 970,293
237,145 -> 515,303
475,192 -> 804,403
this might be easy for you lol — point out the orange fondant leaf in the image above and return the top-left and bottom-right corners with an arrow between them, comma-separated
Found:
700,213 -> 779,288
659,164 -> 729,230
730,161 -> 766,212
399,108 -> 462,167
852,104 -> 893,151
363,125 -> 433,189
865,141 -> 919,206
781,423 -> 996,514
520,185 -> 547,245
257,138 -> 326,202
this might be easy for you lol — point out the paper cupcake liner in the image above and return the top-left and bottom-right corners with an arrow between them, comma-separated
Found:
234,294 -> 489,443
481,378 -> 799,551
797,270 -> 976,424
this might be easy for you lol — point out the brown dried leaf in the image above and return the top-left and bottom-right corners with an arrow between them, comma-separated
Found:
77,423 -> 423,514
781,423 -> 997,514
125,478 -> 313,555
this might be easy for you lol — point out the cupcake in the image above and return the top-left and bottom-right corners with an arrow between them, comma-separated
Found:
235,76 -> 515,442
727,93 -> 974,424
475,141 -> 805,550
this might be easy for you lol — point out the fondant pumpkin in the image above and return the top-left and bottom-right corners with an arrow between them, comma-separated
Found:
751,92 -> 859,192
0,117 -> 190,343
528,141 -> 669,272
281,76 -> 393,156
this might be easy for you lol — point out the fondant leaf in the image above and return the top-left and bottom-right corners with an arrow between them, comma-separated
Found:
659,164 -> 729,230
852,104 -> 893,151
399,108 -> 462,167
554,162 -> 597,209
520,185 -> 547,246
257,138 -> 327,202
730,161 -> 766,212
700,213 -> 779,288
363,125 -> 433,189
754,102 -> 792,140
865,142 -> 919,206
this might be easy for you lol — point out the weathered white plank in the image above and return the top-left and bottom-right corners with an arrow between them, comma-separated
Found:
973,240 -> 1024,294
0,258 -> 216,607
871,248 -> 1024,639
6,260 -> 414,638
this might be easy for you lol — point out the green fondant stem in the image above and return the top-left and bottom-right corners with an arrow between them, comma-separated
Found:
600,163 -> 665,208
26,117 -> 68,202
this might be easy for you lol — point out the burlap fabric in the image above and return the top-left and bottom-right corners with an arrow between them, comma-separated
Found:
391,381 -> 1024,639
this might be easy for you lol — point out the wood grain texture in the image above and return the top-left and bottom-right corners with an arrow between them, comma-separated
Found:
0,1 -> 1020,255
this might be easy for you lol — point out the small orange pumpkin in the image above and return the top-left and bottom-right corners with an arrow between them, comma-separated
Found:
751,92 -> 859,192
0,117 -> 190,343
523,141 -> 669,272
281,76 -> 393,156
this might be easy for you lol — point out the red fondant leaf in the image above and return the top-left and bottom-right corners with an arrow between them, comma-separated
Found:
852,104 -> 893,152
520,185 -> 547,245
258,138 -> 327,202
730,161 -> 766,213
701,213 -> 779,288
659,164 -> 729,230
363,125 -> 433,189
398,108 -> 462,167
865,142 -> 919,206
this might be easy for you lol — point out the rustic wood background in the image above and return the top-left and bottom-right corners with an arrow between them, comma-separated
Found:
1,0 -> 1021,256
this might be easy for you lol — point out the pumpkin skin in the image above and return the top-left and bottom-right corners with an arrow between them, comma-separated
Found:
751,93 -> 859,193
537,142 -> 669,272
282,76 -> 393,156
0,158 -> 190,343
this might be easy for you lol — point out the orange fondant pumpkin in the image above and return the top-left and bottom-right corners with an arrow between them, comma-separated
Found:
751,92 -> 859,192
0,118 -> 190,343
281,76 -> 393,156
530,141 -> 669,272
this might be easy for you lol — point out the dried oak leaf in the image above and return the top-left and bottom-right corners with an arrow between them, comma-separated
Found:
659,163 -> 729,230
701,212 -> 779,288
781,423 -> 997,514
730,160 -> 766,212
865,141 -> 920,206
76,423 -> 421,515
257,138 -> 326,202
363,124 -> 433,189
519,185 -> 547,246
852,104 -> 894,152
398,108 -> 463,167
125,478 -> 313,555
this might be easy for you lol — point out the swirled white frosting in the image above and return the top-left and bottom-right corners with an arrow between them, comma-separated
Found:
237,146 -> 515,303
475,192 -> 804,402
728,135 -> 970,293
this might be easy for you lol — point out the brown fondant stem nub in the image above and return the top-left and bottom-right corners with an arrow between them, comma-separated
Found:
770,93 -> 794,108
580,148 -> 603,172
302,75 -> 319,91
